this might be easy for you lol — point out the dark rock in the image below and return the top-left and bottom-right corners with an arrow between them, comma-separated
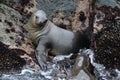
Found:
79,11 -> 86,22
0,41 -> 26,73
0,4 -> 39,74
95,17 -> 120,70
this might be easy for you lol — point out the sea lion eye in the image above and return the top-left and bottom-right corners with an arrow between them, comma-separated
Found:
36,16 -> 39,19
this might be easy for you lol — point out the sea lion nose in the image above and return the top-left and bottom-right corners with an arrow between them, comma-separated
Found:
36,16 -> 39,19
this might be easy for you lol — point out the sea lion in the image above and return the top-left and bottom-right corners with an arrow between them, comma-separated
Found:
24,10 -> 90,70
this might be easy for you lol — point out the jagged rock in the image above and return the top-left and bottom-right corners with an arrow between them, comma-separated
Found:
71,55 -> 94,80
94,0 -> 120,70
36,0 -> 79,30
0,0 -> 20,6
18,0 -> 37,15
0,41 -> 26,73
0,4 -> 33,54
96,0 -> 120,7
94,0 -> 120,34
72,0 -> 93,32
0,0 -> 37,17
0,4 -> 39,72
71,70 -> 93,80
36,0 -> 79,19
52,12 -> 71,29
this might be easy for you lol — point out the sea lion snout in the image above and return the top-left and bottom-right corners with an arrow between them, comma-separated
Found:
34,10 -> 47,24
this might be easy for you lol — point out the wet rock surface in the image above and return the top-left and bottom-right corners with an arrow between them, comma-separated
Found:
71,55 -> 94,80
0,41 -> 26,73
94,2 -> 120,70
93,0 -> 120,79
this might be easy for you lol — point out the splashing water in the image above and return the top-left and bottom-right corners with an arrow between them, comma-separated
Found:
0,49 -> 120,80
0,54 -> 73,80
79,49 -> 120,80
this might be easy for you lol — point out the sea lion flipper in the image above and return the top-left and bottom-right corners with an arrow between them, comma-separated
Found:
36,52 -> 47,70
36,39 -> 48,70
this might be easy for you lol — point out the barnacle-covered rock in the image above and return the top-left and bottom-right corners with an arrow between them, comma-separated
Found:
0,41 -> 26,73
94,5 -> 120,33
52,12 -> 71,29
0,4 -> 39,72
94,0 -> 120,70
0,4 -> 35,55
0,0 -> 37,16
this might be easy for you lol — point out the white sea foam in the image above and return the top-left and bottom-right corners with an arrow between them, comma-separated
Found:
17,68 -> 35,75
1,49 -> 120,80
53,53 -> 73,62
80,49 -> 120,80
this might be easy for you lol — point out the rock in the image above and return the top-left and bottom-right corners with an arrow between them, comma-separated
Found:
94,0 -> 120,70
0,41 -> 26,73
0,4 -> 39,72
52,12 -> 71,29
36,0 -> 79,30
94,0 -> 120,34
71,70 -> 93,80
72,55 -> 89,76
0,0 -> 20,6
36,0 -> 79,19
93,1 -> 120,79
19,0 -> 37,15
0,4 -> 33,54
71,55 -> 94,80
72,0 -> 93,32
96,0 -> 120,8
0,0 -> 37,17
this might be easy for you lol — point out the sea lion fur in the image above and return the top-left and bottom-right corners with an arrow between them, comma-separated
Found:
24,10 -> 90,69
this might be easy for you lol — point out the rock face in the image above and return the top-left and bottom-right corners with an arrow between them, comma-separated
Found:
0,42 -> 26,73
36,0 -> 79,19
94,0 -> 120,70
0,0 -> 20,5
0,4 -> 39,72
92,1 -> 120,80
71,70 -> 92,80
0,4 -> 34,55
71,55 -> 94,80
72,0 -> 91,32
36,0 -> 79,30
96,0 -> 120,7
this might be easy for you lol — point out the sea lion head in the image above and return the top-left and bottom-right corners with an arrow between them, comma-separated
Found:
31,10 -> 48,27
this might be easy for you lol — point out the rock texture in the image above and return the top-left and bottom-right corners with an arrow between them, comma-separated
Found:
0,4 -> 39,72
36,0 -> 79,30
0,0 -> 120,79
0,42 -> 26,73
94,0 -> 120,70
0,0 -> 37,15
36,0 -> 79,19
71,55 -> 94,80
